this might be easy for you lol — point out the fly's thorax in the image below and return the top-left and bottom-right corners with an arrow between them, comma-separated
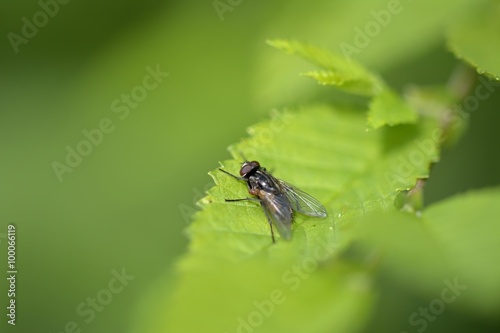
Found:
247,170 -> 281,194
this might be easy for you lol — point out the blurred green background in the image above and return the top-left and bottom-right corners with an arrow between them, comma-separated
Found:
1,1 -> 499,332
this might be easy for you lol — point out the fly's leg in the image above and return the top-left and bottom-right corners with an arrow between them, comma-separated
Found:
223,197 -> 275,243
224,198 -> 260,203
218,168 -> 245,181
219,168 -> 260,207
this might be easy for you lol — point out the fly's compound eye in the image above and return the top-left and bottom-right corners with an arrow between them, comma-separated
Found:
240,161 -> 260,177
240,164 -> 253,177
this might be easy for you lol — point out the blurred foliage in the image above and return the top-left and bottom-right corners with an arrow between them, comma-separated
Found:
0,0 -> 499,333
448,0 -> 500,79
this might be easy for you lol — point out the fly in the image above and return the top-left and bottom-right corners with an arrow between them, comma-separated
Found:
219,160 -> 327,243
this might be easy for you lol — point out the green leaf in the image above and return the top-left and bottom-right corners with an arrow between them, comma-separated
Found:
142,104 -> 442,333
448,1 -> 500,79
357,187 -> 500,317
267,39 -> 385,96
368,89 -> 419,129
423,187 -> 500,315
267,39 -> 419,129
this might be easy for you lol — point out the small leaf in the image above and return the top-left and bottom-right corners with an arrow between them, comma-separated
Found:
367,89 -> 418,129
267,39 -> 385,96
448,2 -> 500,79
268,39 -> 420,128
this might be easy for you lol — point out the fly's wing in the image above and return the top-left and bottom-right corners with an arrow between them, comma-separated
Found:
278,180 -> 327,217
260,192 -> 293,240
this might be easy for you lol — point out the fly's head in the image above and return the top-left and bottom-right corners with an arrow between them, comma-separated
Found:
239,161 -> 261,179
